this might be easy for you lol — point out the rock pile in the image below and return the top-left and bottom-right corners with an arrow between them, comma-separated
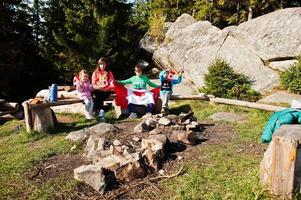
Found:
66,112 -> 203,194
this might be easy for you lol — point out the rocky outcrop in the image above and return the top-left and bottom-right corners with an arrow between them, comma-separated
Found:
141,8 -> 301,92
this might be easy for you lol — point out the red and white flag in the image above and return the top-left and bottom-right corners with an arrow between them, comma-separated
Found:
114,82 -> 160,109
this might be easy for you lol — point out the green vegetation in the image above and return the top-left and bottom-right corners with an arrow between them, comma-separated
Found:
200,59 -> 261,102
280,56 -> 301,94
0,115 -> 92,199
165,100 -> 273,199
0,101 -> 276,199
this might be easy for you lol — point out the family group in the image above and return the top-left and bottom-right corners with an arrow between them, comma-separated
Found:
73,57 -> 183,120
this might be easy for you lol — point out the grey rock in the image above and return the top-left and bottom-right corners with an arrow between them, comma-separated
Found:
209,112 -> 246,123
258,91 -> 301,106
158,117 -> 171,126
74,165 -> 106,193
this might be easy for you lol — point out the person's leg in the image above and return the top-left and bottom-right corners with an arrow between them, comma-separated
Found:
93,90 -> 111,112
84,99 -> 91,119
161,91 -> 171,114
146,103 -> 153,113
88,100 -> 94,118
128,103 -> 137,118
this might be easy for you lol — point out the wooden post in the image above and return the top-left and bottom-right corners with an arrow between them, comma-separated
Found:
22,101 -> 33,132
260,125 -> 301,198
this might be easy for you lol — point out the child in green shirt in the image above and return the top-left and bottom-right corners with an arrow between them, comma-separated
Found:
116,64 -> 160,118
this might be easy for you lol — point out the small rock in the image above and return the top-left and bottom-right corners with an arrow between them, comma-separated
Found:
186,124 -> 197,131
158,169 -> 165,175
74,165 -> 106,193
191,121 -> 199,126
173,131 -> 198,145
171,125 -> 186,131
158,117 -> 171,126
183,119 -> 190,125
133,136 -> 141,142
113,139 -> 121,146
66,129 -> 88,143
96,138 -> 107,151
177,156 -> 184,161
134,122 -> 148,133
149,128 -> 163,135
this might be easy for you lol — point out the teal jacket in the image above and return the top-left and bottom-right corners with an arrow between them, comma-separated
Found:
159,70 -> 182,95
261,109 -> 301,143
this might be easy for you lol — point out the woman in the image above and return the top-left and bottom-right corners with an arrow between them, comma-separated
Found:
116,64 -> 160,118
91,57 -> 114,120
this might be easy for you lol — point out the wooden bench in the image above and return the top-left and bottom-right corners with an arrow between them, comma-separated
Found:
22,99 -> 84,133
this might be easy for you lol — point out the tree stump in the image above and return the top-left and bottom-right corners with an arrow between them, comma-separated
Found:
31,107 -> 56,133
260,125 -> 301,199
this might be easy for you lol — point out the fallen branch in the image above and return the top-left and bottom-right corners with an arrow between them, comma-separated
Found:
106,166 -> 184,200
210,97 -> 286,112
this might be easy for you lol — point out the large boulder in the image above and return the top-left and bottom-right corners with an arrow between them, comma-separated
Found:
143,8 -> 301,92
231,8 -> 301,60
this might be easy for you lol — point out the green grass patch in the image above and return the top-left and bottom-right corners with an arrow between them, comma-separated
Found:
162,145 -> 272,200
0,114 -> 92,199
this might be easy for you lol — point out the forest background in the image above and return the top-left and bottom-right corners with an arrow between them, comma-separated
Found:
1,0 -> 300,101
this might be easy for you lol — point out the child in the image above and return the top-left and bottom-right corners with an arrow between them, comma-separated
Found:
116,64 -> 160,118
159,68 -> 183,115
76,69 -> 94,120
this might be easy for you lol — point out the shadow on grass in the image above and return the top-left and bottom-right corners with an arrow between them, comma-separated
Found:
170,104 -> 192,115
49,120 -> 99,135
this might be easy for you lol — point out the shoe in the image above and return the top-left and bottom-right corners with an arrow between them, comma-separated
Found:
128,112 -> 137,119
161,107 -> 169,116
86,115 -> 95,120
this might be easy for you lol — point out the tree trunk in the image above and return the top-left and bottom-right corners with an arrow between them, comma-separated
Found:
236,1 -> 240,25
260,125 -> 301,198
248,5 -> 253,21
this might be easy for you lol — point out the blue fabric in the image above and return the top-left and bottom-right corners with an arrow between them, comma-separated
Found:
159,70 -> 182,95
128,103 -> 153,113
261,109 -> 301,143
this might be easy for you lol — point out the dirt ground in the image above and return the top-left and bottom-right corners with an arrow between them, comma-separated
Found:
25,116 -> 267,200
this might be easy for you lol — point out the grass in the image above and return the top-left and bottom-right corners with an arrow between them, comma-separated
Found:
166,100 -> 275,199
0,101 -> 277,199
0,114 -> 92,200
162,145 -> 272,200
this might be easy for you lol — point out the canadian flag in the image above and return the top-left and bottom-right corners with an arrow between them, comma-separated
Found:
114,82 -> 160,109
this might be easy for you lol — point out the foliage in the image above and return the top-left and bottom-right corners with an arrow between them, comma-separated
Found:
280,56 -> 301,94
0,0 -> 56,101
201,59 -> 261,102
147,11 -> 166,43
42,0 -> 142,82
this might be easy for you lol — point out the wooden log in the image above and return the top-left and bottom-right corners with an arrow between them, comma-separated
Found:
22,101 -> 33,132
0,110 -> 16,117
57,85 -> 75,91
260,125 -> 301,198
210,97 -> 286,112
0,102 -> 20,111
29,99 -> 84,109
170,95 -> 210,100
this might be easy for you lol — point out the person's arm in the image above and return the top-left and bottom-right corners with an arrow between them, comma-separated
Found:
172,73 -> 182,85
159,70 -> 166,83
116,77 -> 133,85
145,76 -> 160,88
91,71 -> 98,88
76,81 -> 84,92
107,71 -> 115,91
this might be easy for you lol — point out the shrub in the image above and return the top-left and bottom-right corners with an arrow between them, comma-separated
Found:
280,56 -> 301,94
200,59 -> 261,102
147,11 -> 166,43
